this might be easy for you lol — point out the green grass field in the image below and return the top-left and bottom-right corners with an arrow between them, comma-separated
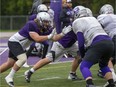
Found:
0,62 -> 115,87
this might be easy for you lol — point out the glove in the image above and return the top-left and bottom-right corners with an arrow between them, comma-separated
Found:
60,25 -> 72,36
47,28 -> 56,39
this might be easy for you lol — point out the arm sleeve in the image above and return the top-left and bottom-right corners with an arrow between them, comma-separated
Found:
77,32 -> 85,58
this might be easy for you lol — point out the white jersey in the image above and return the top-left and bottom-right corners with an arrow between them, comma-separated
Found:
48,8 -> 54,27
97,14 -> 116,38
48,8 -> 54,20
9,32 -> 32,50
72,17 -> 107,47
46,41 -> 79,62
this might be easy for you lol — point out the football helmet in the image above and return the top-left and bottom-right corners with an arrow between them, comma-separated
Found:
99,4 -> 114,14
37,4 -> 48,13
73,6 -> 88,19
86,8 -> 93,17
36,12 -> 51,28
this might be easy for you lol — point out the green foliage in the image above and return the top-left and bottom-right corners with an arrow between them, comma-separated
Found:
1,0 -> 116,15
72,0 -> 116,15
1,0 -> 33,15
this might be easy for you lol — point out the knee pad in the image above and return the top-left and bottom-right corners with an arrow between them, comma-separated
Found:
16,53 -> 27,67
46,51 -> 55,61
100,66 -> 111,76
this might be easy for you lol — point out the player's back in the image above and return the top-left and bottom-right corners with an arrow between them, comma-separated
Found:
97,14 -> 116,38
72,16 -> 107,47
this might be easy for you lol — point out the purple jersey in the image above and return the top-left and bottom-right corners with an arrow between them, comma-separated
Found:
28,14 -> 37,20
19,21 -> 53,41
58,30 -> 77,48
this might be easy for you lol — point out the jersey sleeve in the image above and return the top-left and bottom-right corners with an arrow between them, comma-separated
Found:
77,32 -> 85,58
97,14 -> 107,27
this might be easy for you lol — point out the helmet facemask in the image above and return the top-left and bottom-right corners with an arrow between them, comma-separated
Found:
100,4 -> 114,14
36,12 -> 52,29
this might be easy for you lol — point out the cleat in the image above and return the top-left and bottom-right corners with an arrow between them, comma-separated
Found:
103,82 -> 116,87
68,73 -> 82,80
103,82 -> 109,87
86,84 -> 96,87
5,76 -> 14,87
22,62 -> 30,68
24,70 -> 33,83
97,70 -> 104,78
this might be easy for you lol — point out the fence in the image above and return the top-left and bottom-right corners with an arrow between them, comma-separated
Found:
0,14 -> 105,30
0,15 -> 29,30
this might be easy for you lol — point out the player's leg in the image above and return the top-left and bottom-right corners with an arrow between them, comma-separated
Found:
24,57 -> 52,82
108,60 -> 116,82
99,41 -> 115,87
79,41 -> 111,87
41,43 -> 49,58
103,59 -> 116,87
67,43 -> 82,80
5,53 -> 27,86
24,42 -> 64,83
68,57 -> 82,80
0,58 -> 16,73
5,41 -> 27,87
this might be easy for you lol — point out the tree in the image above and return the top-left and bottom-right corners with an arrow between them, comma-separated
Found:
1,0 -> 115,15
1,0 -> 33,15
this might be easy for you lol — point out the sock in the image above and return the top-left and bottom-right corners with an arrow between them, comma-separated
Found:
108,79 -> 114,83
110,68 -> 114,72
7,68 -> 16,78
112,72 -> 116,82
110,68 -> 116,82
70,71 -> 76,74
86,79 -> 94,85
108,79 -> 115,86
30,68 -> 35,73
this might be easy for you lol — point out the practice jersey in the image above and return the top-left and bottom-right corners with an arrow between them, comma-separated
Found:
72,17 -> 108,47
28,14 -> 36,20
48,8 -> 54,20
9,21 -> 53,49
58,30 -> 77,48
97,14 -> 116,38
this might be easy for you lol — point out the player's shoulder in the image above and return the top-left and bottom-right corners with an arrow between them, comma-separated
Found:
97,14 -> 108,19
48,8 -> 54,13
26,20 -> 37,28
73,17 -> 90,24
29,14 -> 37,20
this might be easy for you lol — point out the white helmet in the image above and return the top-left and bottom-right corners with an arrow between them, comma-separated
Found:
37,4 -> 48,13
36,12 -> 51,28
73,6 -> 88,19
99,4 -> 114,14
86,8 -> 93,17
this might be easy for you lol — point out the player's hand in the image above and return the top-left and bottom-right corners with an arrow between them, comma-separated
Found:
60,25 -> 72,36
47,28 -> 56,39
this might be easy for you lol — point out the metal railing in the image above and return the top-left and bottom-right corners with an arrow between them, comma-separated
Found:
0,15 -> 29,30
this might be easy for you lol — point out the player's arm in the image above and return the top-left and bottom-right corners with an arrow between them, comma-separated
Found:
77,32 -> 85,58
52,25 -> 72,41
29,32 -> 50,42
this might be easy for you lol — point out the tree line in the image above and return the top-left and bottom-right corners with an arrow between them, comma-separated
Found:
1,0 -> 116,15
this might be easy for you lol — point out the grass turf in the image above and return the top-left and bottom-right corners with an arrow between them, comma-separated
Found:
0,62 -> 115,87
